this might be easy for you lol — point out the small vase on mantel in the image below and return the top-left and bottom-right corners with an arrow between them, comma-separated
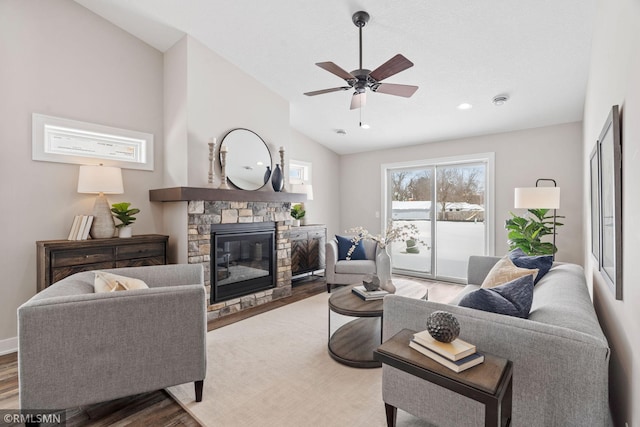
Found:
271,164 -> 284,192
376,246 -> 395,293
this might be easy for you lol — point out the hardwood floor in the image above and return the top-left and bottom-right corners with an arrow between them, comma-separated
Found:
0,277 -> 326,427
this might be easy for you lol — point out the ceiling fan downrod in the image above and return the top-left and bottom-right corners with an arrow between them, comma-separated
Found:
352,11 -> 369,71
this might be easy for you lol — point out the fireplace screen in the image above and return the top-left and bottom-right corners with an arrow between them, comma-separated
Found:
210,222 -> 276,303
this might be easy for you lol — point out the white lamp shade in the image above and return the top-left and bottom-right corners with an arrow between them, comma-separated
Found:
290,183 -> 313,200
514,187 -> 560,209
77,165 -> 124,194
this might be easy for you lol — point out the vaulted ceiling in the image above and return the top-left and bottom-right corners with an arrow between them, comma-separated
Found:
75,0 -> 595,154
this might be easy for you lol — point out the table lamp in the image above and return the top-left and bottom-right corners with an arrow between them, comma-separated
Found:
77,165 -> 124,239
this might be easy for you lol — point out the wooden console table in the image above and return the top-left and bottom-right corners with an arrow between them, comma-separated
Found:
36,235 -> 169,292
374,329 -> 513,427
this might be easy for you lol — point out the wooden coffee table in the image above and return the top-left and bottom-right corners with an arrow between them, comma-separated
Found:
328,281 -> 428,368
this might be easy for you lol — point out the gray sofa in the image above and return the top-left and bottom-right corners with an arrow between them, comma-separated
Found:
382,256 -> 611,426
18,264 -> 207,411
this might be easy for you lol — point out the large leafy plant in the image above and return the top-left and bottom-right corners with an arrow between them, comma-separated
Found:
111,202 -> 140,228
505,208 -> 563,255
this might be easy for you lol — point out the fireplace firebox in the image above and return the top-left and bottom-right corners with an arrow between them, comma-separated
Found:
210,222 -> 276,304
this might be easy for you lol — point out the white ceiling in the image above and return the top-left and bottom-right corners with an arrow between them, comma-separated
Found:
75,0 -> 595,155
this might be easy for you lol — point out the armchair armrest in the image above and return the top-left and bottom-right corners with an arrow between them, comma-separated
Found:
325,240 -> 338,284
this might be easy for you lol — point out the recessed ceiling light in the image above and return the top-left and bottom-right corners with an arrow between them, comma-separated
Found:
360,123 -> 370,129
492,95 -> 509,106
457,103 -> 473,110
336,129 -> 347,135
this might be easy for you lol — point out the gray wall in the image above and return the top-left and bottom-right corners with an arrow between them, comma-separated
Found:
339,122 -> 584,265
161,35 -> 341,262
0,0 -> 165,349
583,0 -> 640,423
0,0 -> 341,350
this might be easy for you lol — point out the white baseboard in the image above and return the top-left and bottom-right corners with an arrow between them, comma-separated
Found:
0,336 -> 18,356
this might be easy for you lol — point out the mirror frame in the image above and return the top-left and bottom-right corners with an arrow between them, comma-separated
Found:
220,128 -> 272,191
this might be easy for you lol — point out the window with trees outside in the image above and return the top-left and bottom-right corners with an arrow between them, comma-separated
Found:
384,154 -> 494,282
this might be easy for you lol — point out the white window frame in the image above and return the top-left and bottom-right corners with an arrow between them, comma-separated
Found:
289,159 -> 312,185
32,113 -> 154,171
381,152 -> 496,259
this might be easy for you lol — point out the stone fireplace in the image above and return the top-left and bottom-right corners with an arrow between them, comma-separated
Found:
210,222 -> 276,304
150,186 -> 307,322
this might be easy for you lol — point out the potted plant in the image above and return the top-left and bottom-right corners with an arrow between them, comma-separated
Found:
111,202 -> 140,238
505,208 -> 563,255
290,204 -> 305,227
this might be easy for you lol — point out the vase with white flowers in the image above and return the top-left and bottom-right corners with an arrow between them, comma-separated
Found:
346,221 -> 428,290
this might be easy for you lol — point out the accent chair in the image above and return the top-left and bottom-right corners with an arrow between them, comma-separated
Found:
325,237 -> 380,292
18,264 -> 207,413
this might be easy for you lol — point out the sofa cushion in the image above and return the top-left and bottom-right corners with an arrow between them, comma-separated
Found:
480,256 -> 538,288
335,260 -> 376,275
458,274 -> 534,318
94,271 -> 149,293
509,248 -> 553,284
336,235 -> 366,260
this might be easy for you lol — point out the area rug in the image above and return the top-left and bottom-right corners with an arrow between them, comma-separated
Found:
167,281 -> 463,427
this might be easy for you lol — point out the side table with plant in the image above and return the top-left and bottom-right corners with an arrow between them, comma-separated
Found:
111,202 -> 140,238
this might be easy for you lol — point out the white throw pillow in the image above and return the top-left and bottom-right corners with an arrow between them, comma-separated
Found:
480,256 -> 538,289
94,271 -> 149,293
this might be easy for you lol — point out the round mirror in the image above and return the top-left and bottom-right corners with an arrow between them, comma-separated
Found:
221,128 -> 272,190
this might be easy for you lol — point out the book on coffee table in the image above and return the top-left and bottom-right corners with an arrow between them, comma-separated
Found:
409,339 -> 484,373
352,285 -> 389,301
412,330 -> 476,361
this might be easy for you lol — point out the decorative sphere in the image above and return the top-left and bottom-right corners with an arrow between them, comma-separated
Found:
426,311 -> 460,343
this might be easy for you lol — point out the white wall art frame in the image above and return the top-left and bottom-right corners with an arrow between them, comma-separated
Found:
32,113 -> 154,170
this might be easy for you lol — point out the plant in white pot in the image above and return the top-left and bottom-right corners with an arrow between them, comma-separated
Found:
290,204 -> 305,227
111,202 -> 140,238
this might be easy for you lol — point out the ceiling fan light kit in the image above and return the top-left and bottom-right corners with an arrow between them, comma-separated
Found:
304,11 -> 419,111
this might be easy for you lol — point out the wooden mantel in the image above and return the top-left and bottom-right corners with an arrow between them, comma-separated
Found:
149,187 -> 307,203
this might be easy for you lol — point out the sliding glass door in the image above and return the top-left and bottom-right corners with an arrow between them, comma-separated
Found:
386,155 -> 492,282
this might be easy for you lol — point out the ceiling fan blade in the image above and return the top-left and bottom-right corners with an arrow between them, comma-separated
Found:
369,54 -> 414,82
374,83 -> 419,98
304,87 -> 351,96
350,92 -> 367,110
316,62 -> 356,81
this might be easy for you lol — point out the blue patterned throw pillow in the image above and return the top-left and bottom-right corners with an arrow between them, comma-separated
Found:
458,274 -> 534,318
509,248 -> 553,284
335,235 -> 366,260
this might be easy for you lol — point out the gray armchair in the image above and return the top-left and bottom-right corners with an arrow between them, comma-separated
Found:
18,264 -> 207,411
325,237 -> 379,292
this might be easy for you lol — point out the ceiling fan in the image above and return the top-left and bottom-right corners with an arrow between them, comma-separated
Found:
304,11 -> 418,110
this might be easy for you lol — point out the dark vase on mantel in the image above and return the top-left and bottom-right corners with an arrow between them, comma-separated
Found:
271,164 -> 284,192
264,166 -> 271,184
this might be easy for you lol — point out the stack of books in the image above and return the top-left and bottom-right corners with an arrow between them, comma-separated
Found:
409,330 -> 484,373
351,285 -> 389,301
67,215 -> 94,240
